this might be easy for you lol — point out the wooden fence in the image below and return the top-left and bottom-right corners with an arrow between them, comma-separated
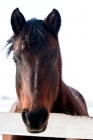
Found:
0,112 -> 93,139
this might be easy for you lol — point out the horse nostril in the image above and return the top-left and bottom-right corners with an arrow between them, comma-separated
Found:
22,109 -> 28,124
40,108 -> 48,124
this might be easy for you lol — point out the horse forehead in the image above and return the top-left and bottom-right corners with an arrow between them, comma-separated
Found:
13,32 -> 58,55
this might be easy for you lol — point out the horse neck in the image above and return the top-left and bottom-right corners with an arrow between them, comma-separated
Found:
51,80 -> 89,116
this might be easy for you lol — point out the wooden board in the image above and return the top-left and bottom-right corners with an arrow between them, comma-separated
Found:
0,112 -> 93,139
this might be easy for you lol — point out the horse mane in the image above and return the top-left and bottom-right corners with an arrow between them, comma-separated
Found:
6,18 -> 47,56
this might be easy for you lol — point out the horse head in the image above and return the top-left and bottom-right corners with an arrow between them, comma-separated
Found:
9,8 -> 62,133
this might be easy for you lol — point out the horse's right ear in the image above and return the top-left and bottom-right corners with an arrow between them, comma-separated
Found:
11,8 -> 26,36
43,9 -> 61,38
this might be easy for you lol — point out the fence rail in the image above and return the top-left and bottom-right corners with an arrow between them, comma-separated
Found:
0,112 -> 93,139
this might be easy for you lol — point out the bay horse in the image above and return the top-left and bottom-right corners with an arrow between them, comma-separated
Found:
3,8 -> 89,140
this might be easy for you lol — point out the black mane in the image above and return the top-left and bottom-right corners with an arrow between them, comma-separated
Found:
6,18 -> 46,56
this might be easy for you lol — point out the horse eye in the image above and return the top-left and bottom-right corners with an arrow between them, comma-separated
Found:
52,57 -> 58,63
13,58 -> 18,65
49,50 -> 58,63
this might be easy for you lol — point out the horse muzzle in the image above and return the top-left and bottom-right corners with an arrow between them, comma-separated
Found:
21,108 -> 48,133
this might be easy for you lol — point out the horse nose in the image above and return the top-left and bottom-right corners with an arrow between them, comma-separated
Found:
22,108 -> 48,130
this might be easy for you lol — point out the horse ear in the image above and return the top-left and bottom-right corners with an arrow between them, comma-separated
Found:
43,9 -> 61,38
11,8 -> 26,35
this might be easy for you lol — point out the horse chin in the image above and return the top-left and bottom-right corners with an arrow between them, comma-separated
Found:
26,124 -> 47,133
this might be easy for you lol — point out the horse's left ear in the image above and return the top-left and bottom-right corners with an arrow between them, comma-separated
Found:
11,8 -> 26,36
43,9 -> 61,38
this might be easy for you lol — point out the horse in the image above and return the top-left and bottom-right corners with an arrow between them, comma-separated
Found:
2,8 -> 89,140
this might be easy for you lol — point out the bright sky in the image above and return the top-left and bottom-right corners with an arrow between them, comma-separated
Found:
0,0 -> 93,101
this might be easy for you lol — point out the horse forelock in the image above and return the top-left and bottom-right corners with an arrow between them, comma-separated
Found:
20,19 -> 47,49
6,18 -> 47,56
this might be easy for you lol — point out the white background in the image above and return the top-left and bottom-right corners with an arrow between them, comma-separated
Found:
0,0 -> 93,115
